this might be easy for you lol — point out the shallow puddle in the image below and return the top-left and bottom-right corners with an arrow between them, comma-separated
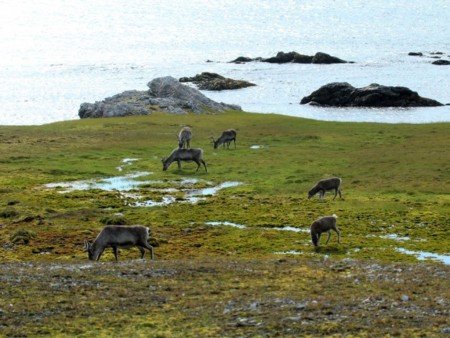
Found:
43,171 -> 152,192
44,171 -> 243,207
274,250 -> 302,255
116,158 -> 139,172
186,181 -> 242,203
380,234 -> 410,241
270,226 -> 309,233
396,248 -> 450,265
250,145 -> 266,149
205,221 -> 247,229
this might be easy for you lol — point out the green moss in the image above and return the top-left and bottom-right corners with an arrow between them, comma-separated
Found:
10,229 -> 36,244
0,110 -> 449,336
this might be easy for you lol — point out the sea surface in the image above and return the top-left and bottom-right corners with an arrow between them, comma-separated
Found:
0,0 -> 449,125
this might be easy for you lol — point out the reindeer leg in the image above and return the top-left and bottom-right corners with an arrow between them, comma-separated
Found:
145,243 -> 154,260
96,249 -> 105,261
325,231 -> 332,244
338,189 -> 342,199
335,228 -> 340,244
194,159 -> 201,172
201,160 -> 207,172
333,188 -> 338,200
320,190 -> 325,200
138,246 -> 145,259
112,246 -> 118,261
177,159 -> 181,169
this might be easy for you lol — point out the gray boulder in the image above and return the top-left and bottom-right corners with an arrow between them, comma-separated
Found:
179,72 -> 256,90
79,91 -> 150,118
79,76 -> 241,118
300,82 -> 443,107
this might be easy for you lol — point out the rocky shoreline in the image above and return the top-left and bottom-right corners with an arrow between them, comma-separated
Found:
78,51 -> 447,119
229,51 -> 352,64
300,83 -> 444,107
408,51 -> 450,65
79,76 -> 242,119
179,72 -> 256,91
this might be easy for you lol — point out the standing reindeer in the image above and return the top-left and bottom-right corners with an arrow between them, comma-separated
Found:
177,126 -> 192,149
310,214 -> 340,247
162,148 -> 207,172
212,129 -> 237,150
308,177 -> 342,200
83,225 -> 154,261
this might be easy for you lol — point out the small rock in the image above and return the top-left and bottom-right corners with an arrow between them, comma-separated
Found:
432,59 -> 450,65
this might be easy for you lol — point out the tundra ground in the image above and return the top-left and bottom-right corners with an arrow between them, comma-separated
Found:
0,111 -> 449,336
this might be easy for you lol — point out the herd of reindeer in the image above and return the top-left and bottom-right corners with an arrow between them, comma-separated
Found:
83,126 -> 342,261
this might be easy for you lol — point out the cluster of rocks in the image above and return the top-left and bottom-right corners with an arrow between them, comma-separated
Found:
408,51 -> 450,65
79,76 -> 241,119
78,50 -> 447,119
230,51 -> 351,64
179,72 -> 256,91
300,82 -> 443,107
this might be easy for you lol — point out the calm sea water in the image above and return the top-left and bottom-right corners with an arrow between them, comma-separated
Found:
0,0 -> 449,125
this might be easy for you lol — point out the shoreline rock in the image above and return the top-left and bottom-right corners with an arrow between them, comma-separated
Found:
79,76 -> 242,119
230,51 -> 352,64
179,72 -> 256,90
408,51 -> 450,65
300,82 -> 443,107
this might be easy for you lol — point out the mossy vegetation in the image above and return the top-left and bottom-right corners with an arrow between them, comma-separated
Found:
0,111 -> 449,336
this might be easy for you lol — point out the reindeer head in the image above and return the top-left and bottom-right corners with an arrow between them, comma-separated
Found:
83,240 -> 95,260
161,157 -> 168,171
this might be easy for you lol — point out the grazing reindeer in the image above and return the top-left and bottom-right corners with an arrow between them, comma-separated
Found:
212,129 -> 237,149
83,225 -> 154,261
310,214 -> 340,247
177,126 -> 192,149
308,177 -> 342,200
162,148 -> 207,172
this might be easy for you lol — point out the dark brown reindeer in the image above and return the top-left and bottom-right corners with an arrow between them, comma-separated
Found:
310,214 -> 340,247
177,126 -> 192,149
308,177 -> 342,200
162,148 -> 207,172
212,129 -> 237,149
83,225 -> 154,261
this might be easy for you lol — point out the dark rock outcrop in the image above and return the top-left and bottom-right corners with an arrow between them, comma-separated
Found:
300,82 -> 443,107
262,51 -> 313,64
179,72 -> 256,90
230,51 -> 350,64
432,59 -> 450,65
408,52 -> 424,56
408,51 -> 450,65
79,76 -> 241,118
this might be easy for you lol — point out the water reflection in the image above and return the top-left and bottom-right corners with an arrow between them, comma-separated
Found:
205,221 -> 246,229
396,248 -> 450,265
43,171 -> 151,192
43,172 -> 243,207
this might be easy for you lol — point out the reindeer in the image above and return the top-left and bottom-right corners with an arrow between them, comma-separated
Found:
308,177 -> 342,200
162,148 -> 207,172
310,214 -> 340,247
212,129 -> 237,149
83,225 -> 154,261
177,126 -> 192,149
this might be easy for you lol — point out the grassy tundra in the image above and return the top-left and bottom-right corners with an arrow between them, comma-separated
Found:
0,110 -> 449,337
